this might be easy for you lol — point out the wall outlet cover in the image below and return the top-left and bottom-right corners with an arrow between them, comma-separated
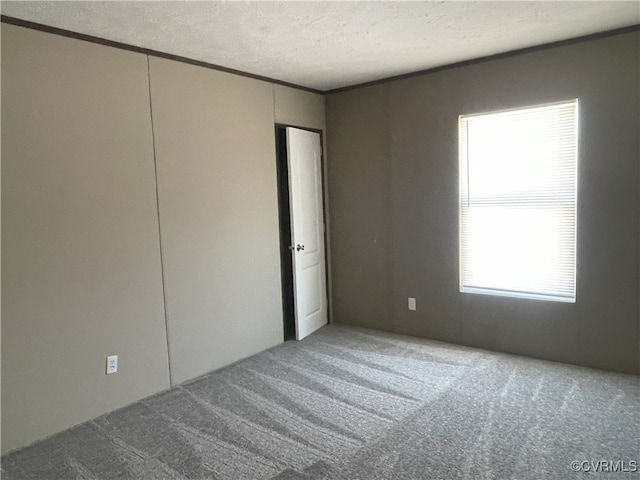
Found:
106,355 -> 118,375
408,297 -> 416,311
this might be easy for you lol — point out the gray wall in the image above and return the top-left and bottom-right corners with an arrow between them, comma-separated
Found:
327,85 -> 392,331
327,31 -> 640,374
1,24 -> 326,453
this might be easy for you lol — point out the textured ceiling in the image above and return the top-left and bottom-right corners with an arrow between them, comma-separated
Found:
2,1 -> 639,91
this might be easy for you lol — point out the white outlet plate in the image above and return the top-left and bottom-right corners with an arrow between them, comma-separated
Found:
106,355 -> 118,374
408,297 -> 416,311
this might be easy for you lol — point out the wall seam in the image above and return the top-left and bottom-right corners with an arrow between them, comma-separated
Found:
146,55 -> 174,387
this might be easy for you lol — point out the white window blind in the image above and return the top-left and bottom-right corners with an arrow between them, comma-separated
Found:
459,100 -> 578,303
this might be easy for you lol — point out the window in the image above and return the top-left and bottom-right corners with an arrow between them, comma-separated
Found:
459,100 -> 578,303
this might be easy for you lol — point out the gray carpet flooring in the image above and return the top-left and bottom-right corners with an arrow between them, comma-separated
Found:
2,324 -> 639,479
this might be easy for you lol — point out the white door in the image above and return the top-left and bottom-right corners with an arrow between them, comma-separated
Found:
286,127 -> 328,340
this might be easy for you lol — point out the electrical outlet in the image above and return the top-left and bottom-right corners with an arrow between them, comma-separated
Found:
408,297 -> 416,311
106,355 -> 118,375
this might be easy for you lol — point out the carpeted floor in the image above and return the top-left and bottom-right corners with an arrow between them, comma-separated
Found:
2,324 -> 639,479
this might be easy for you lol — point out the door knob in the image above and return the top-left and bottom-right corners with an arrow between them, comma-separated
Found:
296,244 -> 305,252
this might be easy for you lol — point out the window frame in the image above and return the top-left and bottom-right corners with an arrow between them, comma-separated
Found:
458,99 -> 579,303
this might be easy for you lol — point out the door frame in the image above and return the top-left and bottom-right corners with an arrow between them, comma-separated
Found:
275,123 -> 331,340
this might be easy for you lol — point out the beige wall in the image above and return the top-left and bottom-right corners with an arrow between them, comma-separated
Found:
1,25 -> 171,452
149,58 -> 284,385
274,84 -> 325,131
2,24 -> 326,453
327,31 -> 640,374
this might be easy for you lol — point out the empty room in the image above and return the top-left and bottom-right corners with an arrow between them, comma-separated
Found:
1,2 -> 639,479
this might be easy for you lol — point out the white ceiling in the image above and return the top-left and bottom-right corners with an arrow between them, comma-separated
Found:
2,1 -> 639,91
